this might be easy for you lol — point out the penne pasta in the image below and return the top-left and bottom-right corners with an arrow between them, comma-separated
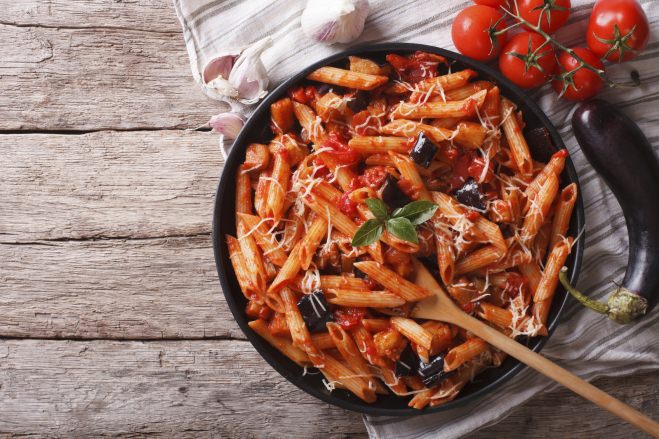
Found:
354,261 -> 433,302
500,98 -> 533,176
326,289 -> 406,308
230,51 -> 579,408
549,183 -> 578,249
235,164 -> 253,217
348,136 -> 412,154
391,317 -> 433,350
391,89 -> 487,120
307,66 -> 388,90
444,338 -> 489,372
248,319 -> 310,366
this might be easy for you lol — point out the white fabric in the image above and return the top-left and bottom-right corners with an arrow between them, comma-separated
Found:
173,0 -> 659,437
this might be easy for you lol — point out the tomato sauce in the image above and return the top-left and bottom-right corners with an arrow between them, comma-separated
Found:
289,85 -> 317,105
322,132 -> 361,166
334,307 -> 367,330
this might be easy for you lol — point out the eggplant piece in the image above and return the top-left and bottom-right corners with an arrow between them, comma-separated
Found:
525,126 -> 556,162
409,133 -> 438,168
563,99 -> 659,323
347,91 -> 369,113
394,344 -> 418,377
379,175 -> 411,209
454,178 -> 486,212
354,266 -> 367,279
297,290 -> 334,332
417,355 -> 454,388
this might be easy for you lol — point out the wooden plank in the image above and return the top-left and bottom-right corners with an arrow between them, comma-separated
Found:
0,236 -> 244,339
0,25 -> 224,131
468,372 -> 659,439
0,339 -> 367,438
0,1 -> 182,33
0,131 -> 222,242
0,338 -> 655,438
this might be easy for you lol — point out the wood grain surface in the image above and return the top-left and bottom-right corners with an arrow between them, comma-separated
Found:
0,1 -> 656,438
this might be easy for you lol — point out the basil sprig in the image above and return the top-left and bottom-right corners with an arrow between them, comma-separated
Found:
351,199 -> 438,247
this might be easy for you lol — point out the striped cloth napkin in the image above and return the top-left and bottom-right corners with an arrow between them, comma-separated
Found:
173,0 -> 659,437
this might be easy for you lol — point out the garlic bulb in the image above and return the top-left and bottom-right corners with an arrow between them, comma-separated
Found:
209,112 -> 245,139
301,0 -> 369,44
202,37 -> 272,105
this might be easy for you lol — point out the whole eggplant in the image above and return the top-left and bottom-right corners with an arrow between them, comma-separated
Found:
564,99 -> 659,323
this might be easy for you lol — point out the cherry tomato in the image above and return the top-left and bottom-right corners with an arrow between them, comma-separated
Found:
586,0 -> 649,62
517,0 -> 571,34
499,32 -> 557,89
552,47 -> 605,101
473,0 -> 509,7
452,5 -> 508,62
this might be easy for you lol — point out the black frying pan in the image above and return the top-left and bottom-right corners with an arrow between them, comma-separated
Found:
212,43 -> 585,416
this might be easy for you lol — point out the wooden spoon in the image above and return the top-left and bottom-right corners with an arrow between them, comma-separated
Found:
410,259 -> 659,437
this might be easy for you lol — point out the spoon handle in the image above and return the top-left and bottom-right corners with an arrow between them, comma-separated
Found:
455,313 -> 659,437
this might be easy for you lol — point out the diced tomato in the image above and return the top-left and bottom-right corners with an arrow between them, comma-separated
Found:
504,272 -> 527,298
462,302 -> 476,314
467,157 -> 495,183
304,86 -> 317,103
385,51 -> 440,83
386,53 -> 411,75
361,166 -> 389,189
449,150 -> 474,190
466,211 -> 480,221
289,85 -> 317,105
338,191 -> 359,217
352,110 -> 380,136
322,132 -> 361,166
440,144 -> 460,162
289,86 -> 308,104
334,307 -> 367,330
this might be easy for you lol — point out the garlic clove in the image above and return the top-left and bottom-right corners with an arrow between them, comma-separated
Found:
228,37 -> 273,105
209,111 -> 245,140
202,53 -> 238,84
301,0 -> 369,45
206,77 -> 240,100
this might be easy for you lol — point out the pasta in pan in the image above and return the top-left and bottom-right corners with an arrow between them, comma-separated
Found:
227,51 -> 577,409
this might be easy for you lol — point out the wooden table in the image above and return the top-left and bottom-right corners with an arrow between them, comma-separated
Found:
1,1 -> 656,437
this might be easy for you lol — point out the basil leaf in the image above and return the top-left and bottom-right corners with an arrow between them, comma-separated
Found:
385,217 -> 419,244
391,200 -> 438,225
351,219 -> 384,247
364,198 -> 388,221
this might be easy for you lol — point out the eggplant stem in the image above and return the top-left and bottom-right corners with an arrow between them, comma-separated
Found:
558,267 -> 609,315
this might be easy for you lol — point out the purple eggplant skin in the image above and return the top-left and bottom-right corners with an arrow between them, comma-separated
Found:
570,99 -> 659,323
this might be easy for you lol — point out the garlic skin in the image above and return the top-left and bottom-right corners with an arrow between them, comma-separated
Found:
201,37 -> 272,105
209,112 -> 245,140
301,0 -> 369,44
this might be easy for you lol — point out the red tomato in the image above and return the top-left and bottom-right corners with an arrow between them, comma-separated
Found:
334,307 -> 367,330
473,0 -> 509,7
517,0 -> 571,34
586,0 -> 649,62
451,6 -> 508,62
552,48 -> 605,101
499,32 -> 556,89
